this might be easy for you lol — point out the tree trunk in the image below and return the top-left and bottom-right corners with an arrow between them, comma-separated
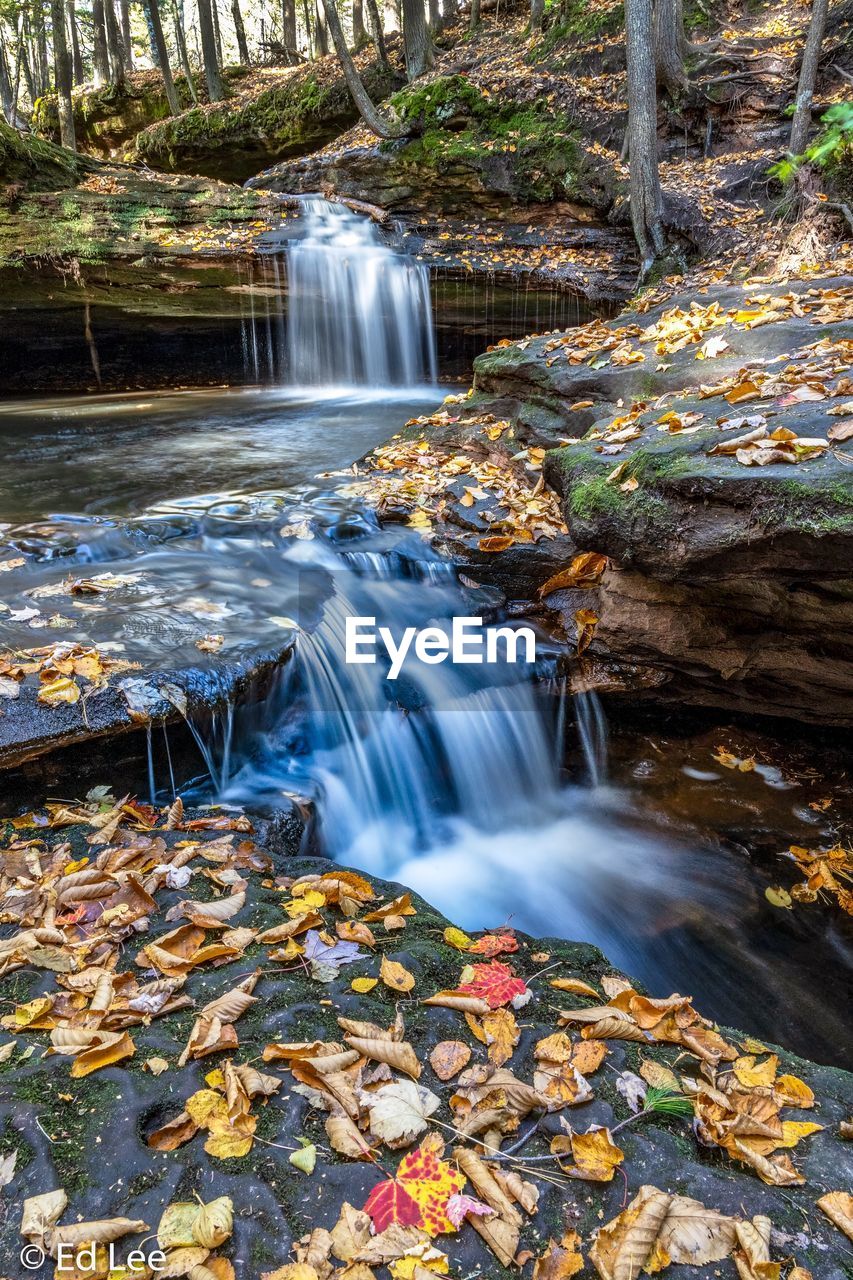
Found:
321,0 -> 404,135
231,0 -> 250,60
50,0 -> 76,147
427,0 -> 439,31
211,0 -> 224,64
119,0 -> 133,68
90,0 -> 108,83
789,0 -> 829,155
624,0 -> 666,273
0,32 -> 15,122
33,0 -> 50,95
282,0 -> 297,49
66,0 -> 83,81
314,1 -> 329,54
469,0 -> 480,30
20,13 -> 36,103
530,0 -> 543,31
172,0 -> 197,98
197,0 -> 226,98
352,0 -> 366,43
104,0 -> 127,82
364,0 -> 389,67
144,0 -> 181,111
402,0 -> 431,77
654,0 -> 687,91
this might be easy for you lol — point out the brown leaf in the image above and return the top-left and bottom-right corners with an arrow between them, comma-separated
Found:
539,553 -> 608,597
589,1185 -> 671,1280
429,1040 -> 472,1080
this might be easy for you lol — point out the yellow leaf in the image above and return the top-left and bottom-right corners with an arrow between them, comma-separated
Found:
817,1191 -> 853,1242
351,977 -> 378,994
38,676 -> 80,706
550,977 -> 601,999
443,926 -> 473,950
380,955 -> 415,993
733,1054 -> 779,1088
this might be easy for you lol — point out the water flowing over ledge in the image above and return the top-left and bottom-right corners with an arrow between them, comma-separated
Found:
243,197 -> 437,388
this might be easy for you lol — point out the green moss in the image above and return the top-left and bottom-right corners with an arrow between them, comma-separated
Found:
531,0 -> 623,56
387,76 -> 586,204
0,119 -> 85,191
134,61 -> 393,169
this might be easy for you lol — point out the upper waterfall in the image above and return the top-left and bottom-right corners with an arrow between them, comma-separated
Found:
284,197 -> 437,389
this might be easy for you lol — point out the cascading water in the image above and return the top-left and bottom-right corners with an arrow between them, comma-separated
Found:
243,198 -> 437,388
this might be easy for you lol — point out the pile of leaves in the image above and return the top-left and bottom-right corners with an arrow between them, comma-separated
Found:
346,408 -> 567,551
0,640 -> 141,708
767,842 -> 853,915
1,793 -> 851,1279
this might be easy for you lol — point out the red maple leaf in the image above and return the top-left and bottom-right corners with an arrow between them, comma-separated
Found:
363,1178 -> 423,1232
469,931 -> 519,957
458,960 -> 527,1009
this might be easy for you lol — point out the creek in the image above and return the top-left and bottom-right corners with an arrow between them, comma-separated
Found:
1,199 -> 850,1066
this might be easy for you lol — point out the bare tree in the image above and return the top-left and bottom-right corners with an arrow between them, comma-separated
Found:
171,0 -> 198,99
530,0 -> 543,32
143,0 -> 181,112
282,0 -> 298,50
314,0 -> 329,54
197,0 -> 226,98
654,0 -> 687,91
789,0 -> 829,154
232,0 -> 250,61
104,0 -> 127,82
625,0 -> 666,272
364,0 -> 390,67
49,0 -> 75,146
469,0 -> 480,31
119,0 -> 132,69
402,0 -> 431,78
352,0 -> 366,43
321,0 -> 405,135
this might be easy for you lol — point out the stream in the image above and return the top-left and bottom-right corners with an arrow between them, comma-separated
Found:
2,200 -> 851,1068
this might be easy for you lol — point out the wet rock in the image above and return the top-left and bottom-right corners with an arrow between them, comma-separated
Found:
0,641 -> 295,771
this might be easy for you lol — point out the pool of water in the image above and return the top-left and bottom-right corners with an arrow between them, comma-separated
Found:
0,387 -> 441,524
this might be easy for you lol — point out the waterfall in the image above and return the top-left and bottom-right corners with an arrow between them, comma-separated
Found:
244,198 -> 438,389
220,549 -> 560,860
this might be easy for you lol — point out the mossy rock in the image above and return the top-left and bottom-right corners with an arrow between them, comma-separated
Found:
0,119 -> 90,192
32,69 -> 209,159
132,60 -> 396,183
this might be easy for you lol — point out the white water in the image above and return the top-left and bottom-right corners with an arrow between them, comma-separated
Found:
242,198 -> 437,388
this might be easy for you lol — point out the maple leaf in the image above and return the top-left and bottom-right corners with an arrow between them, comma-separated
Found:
363,1179 -> 423,1233
458,961 -> 528,1009
363,1142 -> 467,1238
469,931 -> 519,957
446,1193 -> 494,1229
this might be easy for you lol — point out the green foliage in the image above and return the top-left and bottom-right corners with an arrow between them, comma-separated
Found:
769,101 -> 853,182
642,1087 -> 694,1118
